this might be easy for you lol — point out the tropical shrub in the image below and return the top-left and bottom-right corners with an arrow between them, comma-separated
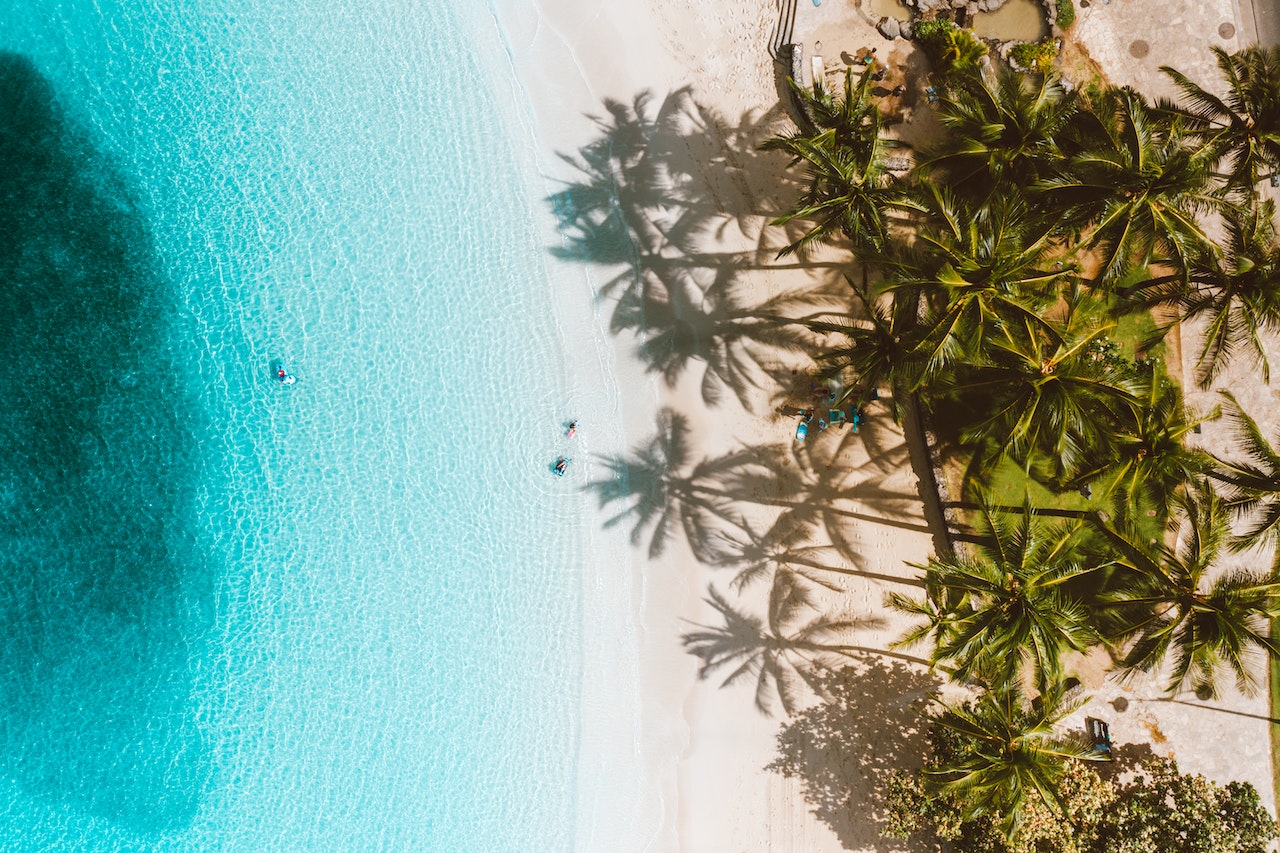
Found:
913,18 -> 988,80
1009,39 -> 1059,74
911,17 -> 957,45
1093,758 -> 1277,853
1056,0 -> 1076,29
881,732 -> 1277,853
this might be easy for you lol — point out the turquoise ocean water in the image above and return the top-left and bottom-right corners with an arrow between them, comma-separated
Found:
0,1 -> 586,849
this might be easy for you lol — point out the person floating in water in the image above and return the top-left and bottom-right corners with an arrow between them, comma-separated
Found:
566,420 -> 578,439
275,362 -> 297,386
554,457 -> 570,476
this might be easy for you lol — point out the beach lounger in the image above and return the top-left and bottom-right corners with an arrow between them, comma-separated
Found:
1086,718 -> 1113,760
810,55 -> 825,89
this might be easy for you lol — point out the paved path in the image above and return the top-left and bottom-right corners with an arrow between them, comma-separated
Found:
1075,0 -> 1243,97
1234,0 -> 1280,47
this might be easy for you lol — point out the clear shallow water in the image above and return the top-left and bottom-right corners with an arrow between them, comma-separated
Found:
0,1 -> 583,850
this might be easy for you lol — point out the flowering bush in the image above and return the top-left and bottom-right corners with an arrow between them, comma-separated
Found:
878,717 -> 1277,853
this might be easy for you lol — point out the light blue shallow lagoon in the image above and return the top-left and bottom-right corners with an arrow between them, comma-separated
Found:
0,1 -> 586,849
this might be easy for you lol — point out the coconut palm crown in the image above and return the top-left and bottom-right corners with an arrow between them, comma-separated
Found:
1041,86 -> 1220,283
1161,46 -> 1280,189
890,498 -> 1099,688
925,682 -> 1099,832
761,66 -> 902,257
923,68 -> 1077,198
1095,483 -> 1280,697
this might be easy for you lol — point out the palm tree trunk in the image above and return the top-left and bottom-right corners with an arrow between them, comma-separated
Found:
798,640 -> 951,672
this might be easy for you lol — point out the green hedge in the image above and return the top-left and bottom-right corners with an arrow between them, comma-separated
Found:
1056,0 -> 1076,28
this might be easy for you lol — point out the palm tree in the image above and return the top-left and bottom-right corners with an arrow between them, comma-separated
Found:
1209,391 -> 1280,555
946,325 -> 1140,478
1128,198 -> 1280,389
885,187 -> 1067,374
1061,363 -> 1215,517
1161,46 -> 1280,189
926,682 -> 1099,832
889,498 -> 1100,688
683,583 -> 928,715
922,68 -> 1077,197
886,570 -> 967,663
1041,86 -> 1220,283
1095,483 -> 1280,697
803,279 -> 927,419
761,66 -> 902,257
797,61 -> 881,148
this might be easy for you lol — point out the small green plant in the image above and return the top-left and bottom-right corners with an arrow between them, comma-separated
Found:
912,18 -> 956,45
1056,0 -> 1076,28
915,19 -> 988,81
940,27 -> 988,78
1009,38 -> 1060,74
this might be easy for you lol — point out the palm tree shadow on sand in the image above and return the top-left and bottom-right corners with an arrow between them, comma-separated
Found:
548,88 -> 850,410
587,408 -> 940,567
767,660 -> 943,852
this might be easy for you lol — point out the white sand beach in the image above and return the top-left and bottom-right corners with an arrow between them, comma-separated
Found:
487,1 -> 937,849
487,0 -> 1280,849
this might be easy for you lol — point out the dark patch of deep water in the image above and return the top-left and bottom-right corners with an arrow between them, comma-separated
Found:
0,52 -> 210,833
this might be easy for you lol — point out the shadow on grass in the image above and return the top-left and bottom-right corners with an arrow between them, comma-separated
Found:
548,88 -> 851,410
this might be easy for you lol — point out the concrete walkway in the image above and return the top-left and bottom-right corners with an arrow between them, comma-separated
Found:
1074,0 -> 1243,98
1235,0 -> 1280,47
